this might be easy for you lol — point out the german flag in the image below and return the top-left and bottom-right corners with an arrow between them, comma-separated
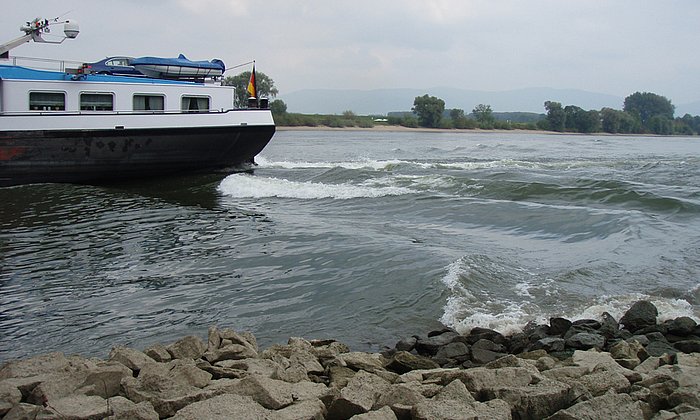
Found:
247,63 -> 257,98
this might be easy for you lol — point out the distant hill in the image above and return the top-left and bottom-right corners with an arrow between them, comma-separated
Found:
278,87 -> 625,115
677,101 -> 700,117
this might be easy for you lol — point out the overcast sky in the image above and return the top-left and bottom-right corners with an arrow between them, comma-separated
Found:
4,1 -> 700,104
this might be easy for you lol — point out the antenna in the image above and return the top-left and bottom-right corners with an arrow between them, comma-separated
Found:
1,16 -> 80,57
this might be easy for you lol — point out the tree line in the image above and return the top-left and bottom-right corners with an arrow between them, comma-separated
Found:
224,70 -> 700,135
541,92 -> 700,135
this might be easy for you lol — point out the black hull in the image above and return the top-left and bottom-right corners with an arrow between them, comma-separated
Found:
0,125 -> 275,186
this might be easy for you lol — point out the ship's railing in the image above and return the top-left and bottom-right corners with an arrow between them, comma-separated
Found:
0,55 -> 83,72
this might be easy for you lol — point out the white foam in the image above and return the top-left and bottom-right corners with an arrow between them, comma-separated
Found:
256,156 -> 425,171
438,257 -> 700,335
218,174 -> 415,200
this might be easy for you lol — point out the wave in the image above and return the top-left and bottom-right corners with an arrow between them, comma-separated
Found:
218,173 -> 415,200
256,156 -> 430,171
439,255 -> 699,335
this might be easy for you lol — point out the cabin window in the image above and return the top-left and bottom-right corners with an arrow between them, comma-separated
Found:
133,94 -> 165,111
181,96 -> 210,112
29,91 -> 65,111
80,93 -> 114,111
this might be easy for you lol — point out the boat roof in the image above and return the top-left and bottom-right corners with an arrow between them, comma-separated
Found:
0,64 -> 200,85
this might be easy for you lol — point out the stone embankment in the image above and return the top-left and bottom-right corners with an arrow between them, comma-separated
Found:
1,300 -> 700,419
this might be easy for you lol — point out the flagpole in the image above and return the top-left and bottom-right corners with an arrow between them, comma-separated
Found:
253,60 -> 258,108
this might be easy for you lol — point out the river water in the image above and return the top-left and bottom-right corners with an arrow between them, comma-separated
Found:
1,130 -> 699,362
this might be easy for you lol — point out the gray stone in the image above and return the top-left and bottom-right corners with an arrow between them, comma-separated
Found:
549,317 -> 572,336
45,394 -> 111,419
471,347 -> 507,365
204,343 -> 258,363
467,327 -> 507,345
3,402 -> 54,419
109,346 -> 154,373
0,352 -> 72,379
674,339 -> 700,354
327,370 -> 392,419
434,342 -> 470,360
169,394 -> 268,419
619,300 -> 658,332
79,362 -> 133,398
221,374 -> 333,410
415,331 -> 461,355
217,358 -> 280,378
598,312 -> 620,339
351,405 -> 398,420
274,399 -> 328,420
0,381 -> 22,417
373,382 -> 428,418
532,337 -> 566,353
565,332 -> 605,350
472,338 -> 506,353
207,325 -> 221,353
575,370 -> 630,396
385,351 -> 440,374
646,340 -> 677,357
485,378 -> 573,419
395,337 -> 417,352
336,352 -> 386,373
120,361 -> 214,418
167,335 -> 207,360
458,366 -> 536,395
667,317 -> 697,336
412,398 -> 511,420
546,391 -> 645,420
143,343 -> 172,363
328,365 -> 356,389
105,396 -> 159,420
220,328 -> 259,352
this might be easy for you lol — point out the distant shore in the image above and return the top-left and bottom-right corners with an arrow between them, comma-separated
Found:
277,125 -> 557,135
276,125 -> 686,137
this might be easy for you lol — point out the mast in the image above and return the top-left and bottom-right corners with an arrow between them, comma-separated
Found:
0,17 -> 79,58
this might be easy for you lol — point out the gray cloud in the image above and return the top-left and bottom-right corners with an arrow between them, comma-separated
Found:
4,0 -> 700,105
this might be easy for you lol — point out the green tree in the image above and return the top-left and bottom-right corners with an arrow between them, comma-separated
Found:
647,115 -> 673,135
449,108 -> 473,129
223,70 -> 279,107
623,92 -> 674,129
270,99 -> 287,115
564,105 -> 600,133
472,104 -> 495,127
412,94 -> 445,128
544,101 -> 565,132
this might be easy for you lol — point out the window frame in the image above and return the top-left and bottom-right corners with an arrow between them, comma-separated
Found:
28,91 -> 66,111
133,94 -> 165,112
181,95 -> 211,113
79,92 -> 115,111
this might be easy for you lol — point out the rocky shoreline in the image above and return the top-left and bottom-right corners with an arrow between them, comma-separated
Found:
1,300 -> 699,419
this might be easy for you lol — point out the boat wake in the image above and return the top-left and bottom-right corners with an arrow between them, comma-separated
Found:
218,173 -> 414,200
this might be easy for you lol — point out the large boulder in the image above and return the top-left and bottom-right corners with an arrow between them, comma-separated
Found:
385,351 -> 440,374
109,346 -> 153,373
327,370 -> 392,419
565,333 -> 605,350
414,331 -> 461,356
120,360 -> 214,417
411,379 -> 511,420
169,394 -> 268,419
619,301 -> 658,333
547,391 -> 645,419
167,336 -> 207,360
209,375 -> 332,411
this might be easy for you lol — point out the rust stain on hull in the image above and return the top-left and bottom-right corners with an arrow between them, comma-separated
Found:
0,147 -> 26,161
